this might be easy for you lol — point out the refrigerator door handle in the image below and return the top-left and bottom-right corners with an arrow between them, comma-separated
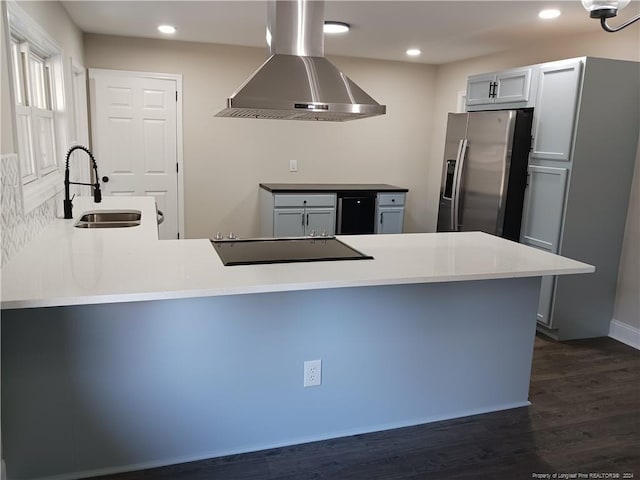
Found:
452,138 -> 468,231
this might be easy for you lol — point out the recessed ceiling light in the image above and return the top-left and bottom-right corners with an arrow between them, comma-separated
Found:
324,21 -> 350,34
406,49 -> 421,57
158,25 -> 176,34
539,9 -> 562,19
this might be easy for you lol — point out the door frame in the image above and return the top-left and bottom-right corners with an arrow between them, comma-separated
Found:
88,68 -> 185,238
70,58 -> 90,196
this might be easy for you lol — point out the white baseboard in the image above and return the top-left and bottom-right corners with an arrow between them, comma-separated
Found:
609,319 -> 640,350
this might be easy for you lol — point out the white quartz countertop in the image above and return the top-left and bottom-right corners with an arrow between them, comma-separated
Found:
1,197 -> 594,310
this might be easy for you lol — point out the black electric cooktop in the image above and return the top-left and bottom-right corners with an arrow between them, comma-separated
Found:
211,237 -> 373,266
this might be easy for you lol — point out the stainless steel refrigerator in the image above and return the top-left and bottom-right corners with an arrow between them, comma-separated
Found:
436,109 -> 534,241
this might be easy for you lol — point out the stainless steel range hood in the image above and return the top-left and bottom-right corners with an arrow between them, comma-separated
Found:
215,0 -> 386,122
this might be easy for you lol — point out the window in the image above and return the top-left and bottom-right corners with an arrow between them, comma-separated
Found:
11,36 -> 58,185
7,1 -> 66,212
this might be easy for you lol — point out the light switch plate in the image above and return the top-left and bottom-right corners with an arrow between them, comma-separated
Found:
289,160 -> 298,172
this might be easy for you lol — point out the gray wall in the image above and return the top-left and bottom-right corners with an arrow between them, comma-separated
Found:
2,279 -> 539,479
613,138 -> 640,330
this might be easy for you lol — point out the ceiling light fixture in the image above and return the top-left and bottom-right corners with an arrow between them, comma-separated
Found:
157,25 -> 176,35
406,49 -> 421,57
323,21 -> 350,34
539,9 -> 561,19
581,0 -> 640,32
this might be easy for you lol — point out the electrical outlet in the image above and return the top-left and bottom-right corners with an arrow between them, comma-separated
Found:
289,159 -> 298,172
304,359 -> 322,387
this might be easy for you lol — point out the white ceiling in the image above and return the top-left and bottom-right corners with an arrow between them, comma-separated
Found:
61,1 -> 639,64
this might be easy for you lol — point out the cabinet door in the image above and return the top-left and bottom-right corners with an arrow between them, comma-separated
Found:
531,60 -> 582,161
466,73 -> 496,106
520,166 -> 568,252
274,208 -> 305,237
495,68 -> 532,104
521,166 -> 568,328
536,276 -> 556,326
305,208 -> 336,236
376,207 -> 404,234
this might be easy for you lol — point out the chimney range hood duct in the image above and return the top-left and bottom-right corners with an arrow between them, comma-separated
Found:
215,0 -> 386,122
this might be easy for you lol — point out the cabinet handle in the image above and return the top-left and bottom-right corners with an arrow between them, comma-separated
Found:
306,213 -> 309,225
301,213 -> 305,226
489,81 -> 498,98
380,212 -> 384,225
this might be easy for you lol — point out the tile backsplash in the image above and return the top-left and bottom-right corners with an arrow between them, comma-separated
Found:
1,154 -> 56,266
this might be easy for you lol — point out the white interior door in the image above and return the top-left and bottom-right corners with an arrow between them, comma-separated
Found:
89,69 -> 181,239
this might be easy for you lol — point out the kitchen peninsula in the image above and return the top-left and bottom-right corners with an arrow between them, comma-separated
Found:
1,197 -> 593,480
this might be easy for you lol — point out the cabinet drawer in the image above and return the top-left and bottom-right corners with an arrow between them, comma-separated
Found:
273,194 -> 336,208
377,193 -> 405,206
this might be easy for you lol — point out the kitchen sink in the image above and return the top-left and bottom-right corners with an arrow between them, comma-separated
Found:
74,209 -> 142,228
75,221 -> 140,229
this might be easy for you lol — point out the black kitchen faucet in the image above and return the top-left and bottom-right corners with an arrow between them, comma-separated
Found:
63,145 -> 102,219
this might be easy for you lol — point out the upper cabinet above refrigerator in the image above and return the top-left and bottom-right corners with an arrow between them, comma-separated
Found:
466,66 -> 536,110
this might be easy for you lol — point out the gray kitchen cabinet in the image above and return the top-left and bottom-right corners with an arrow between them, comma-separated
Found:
264,193 -> 336,237
535,276 -> 556,327
304,208 -> 336,236
376,193 -> 405,234
260,184 -> 408,237
273,208 -> 305,237
517,57 -> 639,339
273,207 -> 336,237
466,72 -> 497,105
466,67 -> 534,108
520,166 -> 568,252
530,59 -> 582,162
520,165 -> 568,327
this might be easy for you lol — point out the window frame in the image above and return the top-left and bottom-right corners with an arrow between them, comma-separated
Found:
6,1 -> 66,213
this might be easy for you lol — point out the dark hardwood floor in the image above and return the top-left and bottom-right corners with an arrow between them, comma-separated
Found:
86,335 -> 640,480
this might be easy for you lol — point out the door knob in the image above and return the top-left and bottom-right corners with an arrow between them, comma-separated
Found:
102,176 -> 109,183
